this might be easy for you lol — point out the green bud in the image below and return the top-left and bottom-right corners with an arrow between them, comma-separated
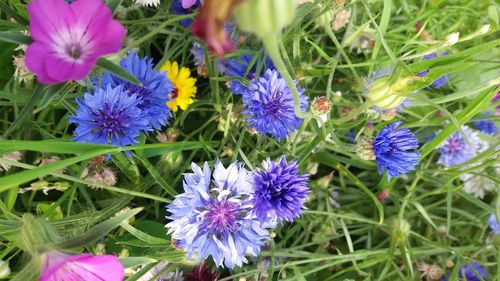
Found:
356,138 -> 375,161
366,76 -> 419,110
235,0 -> 297,38
0,260 -> 10,279
391,217 -> 410,246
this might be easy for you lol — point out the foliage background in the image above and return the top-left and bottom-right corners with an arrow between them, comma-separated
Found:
0,0 -> 499,280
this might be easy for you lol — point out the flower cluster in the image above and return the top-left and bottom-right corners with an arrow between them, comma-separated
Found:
166,158 -> 309,268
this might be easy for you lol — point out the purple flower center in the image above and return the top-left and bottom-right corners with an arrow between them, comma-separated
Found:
445,135 -> 463,153
66,44 -> 82,59
92,105 -> 127,135
264,93 -> 285,117
205,199 -> 239,234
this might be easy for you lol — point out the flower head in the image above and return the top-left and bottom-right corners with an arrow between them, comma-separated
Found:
160,61 -> 197,112
224,53 -> 275,95
25,0 -> 126,84
171,0 -> 202,27
98,52 -> 173,131
69,85 -> 148,148
136,261 -> 183,281
489,213 -> 499,235
417,52 -> 449,89
366,69 -> 415,111
242,69 -> 308,140
134,0 -> 160,6
166,160 -> 274,268
443,262 -> 486,281
475,120 -> 498,135
372,122 -> 420,180
460,167 -> 498,199
39,251 -> 124,281
437,126 -> 489,167
252,156 -> 309,223
0,152 -> 22,173
185,263 -> 219,281
191,0 -> 238,57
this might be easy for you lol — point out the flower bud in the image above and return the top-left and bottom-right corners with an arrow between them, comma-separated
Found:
445,32 -> 459,46
311,96 -> 332,116
391,217 -> 410,246
356,138 -> 375,161
317,172 -> 334,189
235,0 -> 297,38
0,260 -> 10,279
381,108 -> 397,121
366,76 -> 417,110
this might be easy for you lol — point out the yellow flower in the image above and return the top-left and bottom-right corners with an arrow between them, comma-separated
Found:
160,61 -> 197,112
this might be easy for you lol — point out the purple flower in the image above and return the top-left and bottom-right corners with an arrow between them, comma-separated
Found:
437,126 -> 489,167
171,0 -> 201,27
25,0 -> 125,84
98,52 -> 173,132
252,156 -> 310,223
442,262 -> 486,281
373,122 -> 420,180
242,69 -> 308,140
166,160 -> 275,268
489,213 -> 499,234
417,52 -> 450,89
39,251 -> 124,281
475,120 -> 498,135
69,85 -> 148,153
224,53 -> 275,95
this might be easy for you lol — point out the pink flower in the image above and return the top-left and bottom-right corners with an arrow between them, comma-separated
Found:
191,0 -> 237,58
182,0 -> 197,8
25,0 -> 126,84
39,251 -> 124,281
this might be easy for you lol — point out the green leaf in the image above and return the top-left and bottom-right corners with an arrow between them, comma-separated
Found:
0,1 -> 29,26
57,207 -> 143,248
0,31 -> 32,45
96,58 -> 142,85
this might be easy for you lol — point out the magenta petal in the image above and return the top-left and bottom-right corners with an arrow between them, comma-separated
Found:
28,0 -> 76,43
25,0 -> 126,84
39,252 -> 124,281
25,43 -> 60,84
44,57 -> 94,83
182,0 -> 197,9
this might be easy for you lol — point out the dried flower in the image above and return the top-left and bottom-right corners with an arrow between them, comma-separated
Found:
0,151 -> 22,172
331,9 -> 351,32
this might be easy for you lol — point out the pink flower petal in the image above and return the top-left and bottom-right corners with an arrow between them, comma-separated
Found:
25,0 -> 126,84
28,0 -> 76,44
25,43 -> 59,84
39,252 -> 124,281
182,0 -> 197,9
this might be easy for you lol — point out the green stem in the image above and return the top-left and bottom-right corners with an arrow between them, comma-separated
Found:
263,34 -> 306,119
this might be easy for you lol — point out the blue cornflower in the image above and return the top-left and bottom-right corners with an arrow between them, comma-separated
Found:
437,126 -> 489,167
170,0 -> 201,27
69,85 -> 148,148
475,120 -> 498,135
192,42 -> 205,68
252,156 -> 310,223
372,122 -> 420,180
166,160 -> 275,269
224,53 -> 275,95
98,52 -> 173,132
443,262 -> 486,281
242,69 -> 308,140
489,213 -> 499,234
417,52 -> 449,89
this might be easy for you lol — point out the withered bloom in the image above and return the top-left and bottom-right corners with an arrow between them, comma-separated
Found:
185,263 -> 219,281
191,0 -> 241,57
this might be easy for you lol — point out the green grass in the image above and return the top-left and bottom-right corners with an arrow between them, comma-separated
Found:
0,0 -> 499,280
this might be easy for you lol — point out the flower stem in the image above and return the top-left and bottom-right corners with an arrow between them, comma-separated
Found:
263,34 -> 306,119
